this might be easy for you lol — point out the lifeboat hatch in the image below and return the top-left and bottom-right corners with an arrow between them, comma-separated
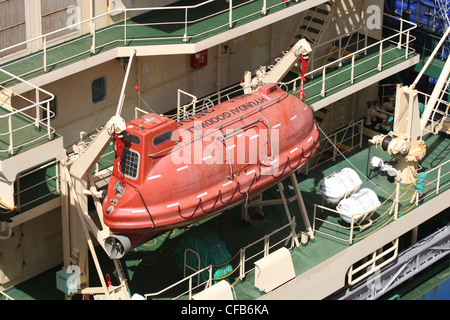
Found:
127,113 -> 178,157
116,113 -> 178,183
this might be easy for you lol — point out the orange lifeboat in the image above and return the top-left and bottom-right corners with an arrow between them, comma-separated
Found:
102,84 -> 320,252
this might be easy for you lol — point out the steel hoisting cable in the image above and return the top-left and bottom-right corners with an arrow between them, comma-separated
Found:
177,135 -> 319,220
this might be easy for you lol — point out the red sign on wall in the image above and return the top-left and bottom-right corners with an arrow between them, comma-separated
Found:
191,49 -> 208,69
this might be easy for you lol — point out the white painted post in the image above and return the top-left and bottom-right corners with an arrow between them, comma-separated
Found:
321,68 -> 326,97
351,54 -> 355,84
91,19 -> 96,54
398,18 -> 403,49
378,42 -> 383,71
43,37 -> 47,72
8,115 -> 13,155
47,101 -> 51,139
184,8 -> 188,42
229,0 -> 233,28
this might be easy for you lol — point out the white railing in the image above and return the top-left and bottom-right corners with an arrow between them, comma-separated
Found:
14,160 -> 61,212
0,68 -> 56,157
0,0 -> 296,78
304,119 -> 364,174
379,83 -> 450,135
144,264 -> 214,300
313,204 -> 367,244
419,158 -> 450,202
0,290 -> 14,300
347,238 -> 399,285
287,13 -> 417,103
419,86 -> 450,134
380,82 -> 450,135
313,155 -> 450,245
143,218 -> 297,300
238,219 -> 298,281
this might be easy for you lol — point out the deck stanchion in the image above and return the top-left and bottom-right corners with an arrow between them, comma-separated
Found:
351,54 -> 355,84
405,30 -> 410,59
124,10 -> 127,45
321,67 -> 326,97
35,89 -> 40,128
47,101 -> 51,139
91,19 -> 96,54
8,115 -> 13,155
378,42 -> 383,71
229,0 -> 233,28
43,37 -> 47,72
184,8 -> 189,42
398,18 -> 403,49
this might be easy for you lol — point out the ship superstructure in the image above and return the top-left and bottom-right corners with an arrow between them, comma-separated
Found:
0,0 -> 448,300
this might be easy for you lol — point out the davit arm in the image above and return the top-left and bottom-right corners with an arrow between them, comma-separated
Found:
242,38 -> 312,93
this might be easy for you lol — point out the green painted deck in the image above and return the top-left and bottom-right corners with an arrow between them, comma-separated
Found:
0,106 -> 58,161
414,56 -> 449,81
3,130 -> 449,300
304,41 -> 416,106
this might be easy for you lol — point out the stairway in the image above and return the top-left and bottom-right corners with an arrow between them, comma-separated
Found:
296,2 -> 334,46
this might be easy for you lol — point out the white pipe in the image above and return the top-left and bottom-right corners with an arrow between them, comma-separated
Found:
412,26 -> 450,89
115,49 -> 137,116
420,55 -> 450,132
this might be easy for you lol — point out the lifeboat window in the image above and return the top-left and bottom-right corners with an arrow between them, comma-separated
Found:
153,131 -> 173,147
120,148 -> 140,180
123,132 -> 141,145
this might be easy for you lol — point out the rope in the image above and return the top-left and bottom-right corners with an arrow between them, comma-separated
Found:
165,101 -> 195,118
136,91 -> 158,114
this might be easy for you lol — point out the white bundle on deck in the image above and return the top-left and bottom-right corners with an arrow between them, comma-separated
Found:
318,168 -> 363,204
336,188 -> 381,224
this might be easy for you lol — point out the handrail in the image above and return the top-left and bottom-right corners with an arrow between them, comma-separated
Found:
14,159 -> 61,212
420,158 -> 450,201
0,0 -> 292,77
313,204 -> 363,244
143,218 -> 297,300
378,83 -> 450,135
286,13 -> 417,103
0,68 -> 56,156
238,218 -> 297,281
305,119 -> 364,174
0,290 -> 14,300
347,238 -> 399,285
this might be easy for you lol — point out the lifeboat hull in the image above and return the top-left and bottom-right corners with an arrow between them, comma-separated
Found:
102,84 -> 320,248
